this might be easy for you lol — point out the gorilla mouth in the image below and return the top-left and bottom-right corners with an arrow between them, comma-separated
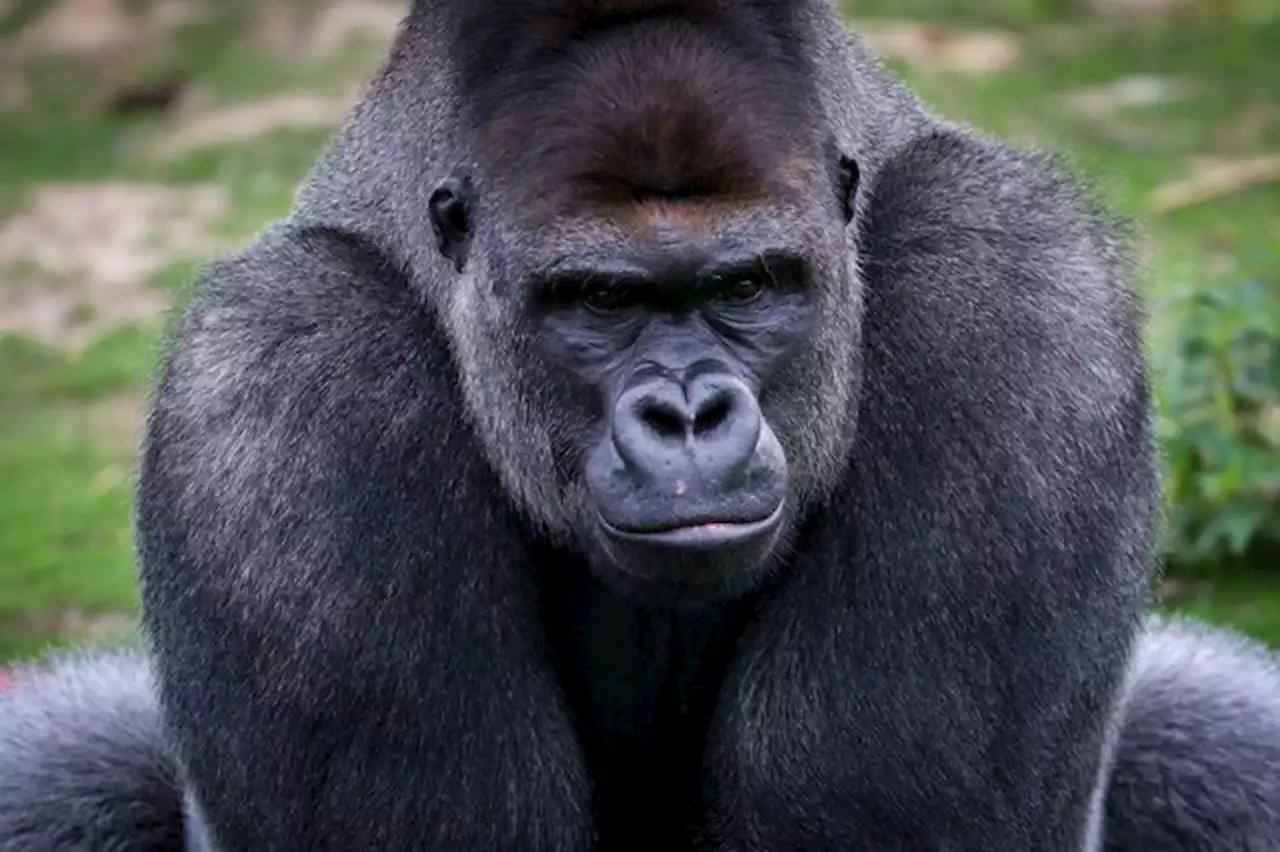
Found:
598,502 -> 785,550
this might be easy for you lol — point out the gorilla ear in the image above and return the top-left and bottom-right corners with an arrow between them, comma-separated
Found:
429,172 -> 474,273
837,154 -> 860,225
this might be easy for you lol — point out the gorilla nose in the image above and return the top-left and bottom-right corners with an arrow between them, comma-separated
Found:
613,375 -> 762,483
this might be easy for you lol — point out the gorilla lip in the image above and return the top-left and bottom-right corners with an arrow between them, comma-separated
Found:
598,502 -> 784,551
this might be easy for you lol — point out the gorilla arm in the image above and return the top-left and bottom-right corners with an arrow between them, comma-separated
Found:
1107,617 -> 1280,850
134,225 -> 593,851
702,129 -> 1157,851
0,648 -> 183,852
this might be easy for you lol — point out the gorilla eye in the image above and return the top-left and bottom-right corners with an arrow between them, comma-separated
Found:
582,282 -> 632,312
718,277 -> 765,303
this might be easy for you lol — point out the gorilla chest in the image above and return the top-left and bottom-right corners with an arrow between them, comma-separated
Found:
551,587 -> 745,844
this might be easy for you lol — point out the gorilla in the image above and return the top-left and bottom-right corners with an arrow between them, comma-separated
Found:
2,0 -> 1279,849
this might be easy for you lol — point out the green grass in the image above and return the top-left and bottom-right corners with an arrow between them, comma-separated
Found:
1164,569 -> 1280,640
1,2 -> 1278,661
0,329 -> 160,656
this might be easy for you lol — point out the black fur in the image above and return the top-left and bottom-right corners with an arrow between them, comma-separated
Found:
1105,618 -> 1280,851
1,0 -> 1278,850
0,649 -> 182,852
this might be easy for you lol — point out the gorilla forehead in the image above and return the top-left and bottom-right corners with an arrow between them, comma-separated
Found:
461,12 -> 825,216
484,197 -> 836,295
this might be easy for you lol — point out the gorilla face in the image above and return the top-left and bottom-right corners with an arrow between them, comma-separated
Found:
428,121 -> 861,608
430,156 -> 860,606
534,243 -> 814,601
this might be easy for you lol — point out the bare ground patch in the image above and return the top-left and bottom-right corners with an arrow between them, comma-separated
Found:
9,0 -> 206,58
0,182 -> 228,351
148,88 -> 360,159
5,609 -> 139,644
4,0 -> 401,63
1,0 -> 206,105
144,0 -> 401,159
853,20 -> 1022,76
253,0 -> 404,58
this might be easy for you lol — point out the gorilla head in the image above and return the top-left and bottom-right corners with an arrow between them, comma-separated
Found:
427,10 -> 863,605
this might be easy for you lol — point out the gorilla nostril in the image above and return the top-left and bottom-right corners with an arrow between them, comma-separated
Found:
693,396 -> 733,436
642,403 -> 687,440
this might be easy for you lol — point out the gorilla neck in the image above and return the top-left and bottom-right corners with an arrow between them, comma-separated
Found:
539,552 -> 753,843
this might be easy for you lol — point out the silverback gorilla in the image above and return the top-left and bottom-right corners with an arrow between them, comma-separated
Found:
4,1 -> 1280,849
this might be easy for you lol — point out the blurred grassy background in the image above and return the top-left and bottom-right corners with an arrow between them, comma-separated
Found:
0,0 -> 1276,662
